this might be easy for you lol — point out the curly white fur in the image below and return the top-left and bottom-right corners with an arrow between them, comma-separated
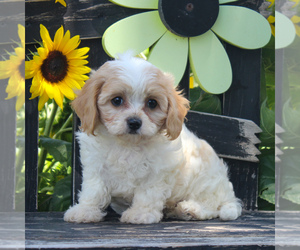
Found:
64,53 -> 242,224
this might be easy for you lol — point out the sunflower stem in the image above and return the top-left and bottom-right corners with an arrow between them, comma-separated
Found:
53,113 -> 73,139
38,101 -> 59,185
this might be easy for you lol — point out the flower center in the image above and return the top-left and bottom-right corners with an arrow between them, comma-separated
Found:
41,50 -> 68,83
158,0 -> 219,37
19,59 -> 25,79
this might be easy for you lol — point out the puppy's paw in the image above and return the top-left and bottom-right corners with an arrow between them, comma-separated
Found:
219,202 -> 242,221
64,204 -> 106,223
120,208 -> 162,224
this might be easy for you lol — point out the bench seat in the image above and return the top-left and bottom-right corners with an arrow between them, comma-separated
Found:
25,211 -> 275,249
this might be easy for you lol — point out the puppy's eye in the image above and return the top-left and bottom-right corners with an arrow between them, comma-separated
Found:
111,96 -> 123,107
147,99 -> 158,109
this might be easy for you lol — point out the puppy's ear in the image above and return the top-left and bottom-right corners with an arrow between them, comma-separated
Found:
165,74 -> 190,140
71,67 -> 107,135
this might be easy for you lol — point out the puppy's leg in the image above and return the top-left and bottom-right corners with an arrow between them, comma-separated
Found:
167,199 -> 241,221
64,168 -> 110,223
120,182 -> 171,224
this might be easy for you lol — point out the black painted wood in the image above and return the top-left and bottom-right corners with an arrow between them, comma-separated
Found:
223,45 -> 261,125
25,79 -> 39,212
71,112 -> 81,205
25,211 -> 275,249
25,0 -> 66,44
221,44 -> 262,210
186,111 -> 261,162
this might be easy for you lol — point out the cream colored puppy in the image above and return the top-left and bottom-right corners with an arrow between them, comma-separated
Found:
64,54 -> 242,224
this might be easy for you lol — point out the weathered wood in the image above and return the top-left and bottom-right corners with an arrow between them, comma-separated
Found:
25,0 -> 66,44
0,1 -> 24,44
186,111 -> 261,162
25,211 -> 275,249
0,81 -> 16,211
25,0 -> 143,43
25,0 -> 266,42
0,212 -> 25,249
275,212 -> 300,247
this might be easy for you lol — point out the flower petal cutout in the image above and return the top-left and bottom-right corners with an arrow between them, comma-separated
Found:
109,0 -> 158,9
148,31 -> 188,86
211,6 -> 271,49
276,11 -> 296,49
189,30 -> 232,94
219,0 -> 238,4
102,11 -> 166,58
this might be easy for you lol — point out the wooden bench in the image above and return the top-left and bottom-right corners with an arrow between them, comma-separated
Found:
23,0 -> 275,248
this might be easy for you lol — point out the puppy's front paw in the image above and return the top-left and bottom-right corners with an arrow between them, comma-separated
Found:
120,208 -> 162,224
64,204 -> 106,223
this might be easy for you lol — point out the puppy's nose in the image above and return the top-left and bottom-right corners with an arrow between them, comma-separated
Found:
127,117 -> 142,132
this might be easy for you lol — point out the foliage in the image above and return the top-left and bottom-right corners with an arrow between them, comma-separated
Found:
38,99 -> 73,211
279,39 -> 300,208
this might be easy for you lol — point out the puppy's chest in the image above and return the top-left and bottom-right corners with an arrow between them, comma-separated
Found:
101,145 -> 154,185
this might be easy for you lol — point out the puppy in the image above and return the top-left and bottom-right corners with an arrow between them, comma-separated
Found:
64,53 -> 242,224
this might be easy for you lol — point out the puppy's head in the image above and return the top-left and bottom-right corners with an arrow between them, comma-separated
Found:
72,54 -> 189,140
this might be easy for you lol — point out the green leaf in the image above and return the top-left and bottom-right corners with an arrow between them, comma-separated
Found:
259,99 -> 275,147
190,87 -> 221,115
281,152 -> 300,205
49,175 -> 72,211
258,150 -> 275,205
282,100 -> 300,147
39,137 -> 72,167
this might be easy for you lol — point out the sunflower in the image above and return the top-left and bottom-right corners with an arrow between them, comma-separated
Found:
25,24 -> 90,111
0,24 -> 25,111
103,0 -> 271,94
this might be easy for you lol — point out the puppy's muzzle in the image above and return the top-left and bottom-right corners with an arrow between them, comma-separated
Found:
127,117 -> 142,134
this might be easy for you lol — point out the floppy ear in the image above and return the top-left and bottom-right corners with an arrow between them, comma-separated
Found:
165,75 -> 190,140
71,68 -> 106,135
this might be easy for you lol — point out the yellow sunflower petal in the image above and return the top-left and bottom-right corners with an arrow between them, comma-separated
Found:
40,24 -> 54,51
62,35 -> 81,55
52,84 -> 64,109
57,83 -> 76,100
67,47 -> 90,59
38,92 -> 49,111
44,81 -> 56,99
68,65 -> 91,75
0,61 -> 12,79
15,47 -> 25,59
15,92 -> 25,111
18,24 -> 25,48
56,29 -> 71,52
53,26 -> 64,50
55,0 -> 67,7
68,59 -> 89,66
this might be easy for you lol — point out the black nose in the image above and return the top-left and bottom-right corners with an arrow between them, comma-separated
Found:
127,118 -> 142,132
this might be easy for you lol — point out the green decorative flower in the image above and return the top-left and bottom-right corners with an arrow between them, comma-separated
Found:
103,0 -> 271,94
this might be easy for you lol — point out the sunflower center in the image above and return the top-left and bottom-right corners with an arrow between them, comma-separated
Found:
158,0 -> 219,37
41,50 -> 68,83
19,60 -> 25,79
